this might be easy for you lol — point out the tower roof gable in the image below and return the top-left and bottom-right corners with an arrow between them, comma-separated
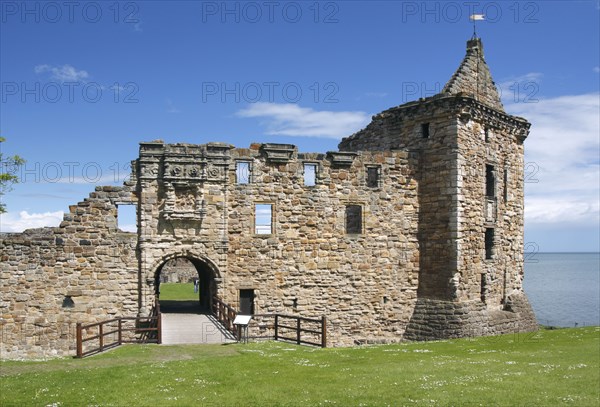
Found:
441,38 -> 504,112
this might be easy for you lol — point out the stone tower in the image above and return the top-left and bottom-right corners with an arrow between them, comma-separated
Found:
339,38 -> 538,339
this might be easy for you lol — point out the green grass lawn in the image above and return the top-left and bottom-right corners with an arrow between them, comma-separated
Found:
1,327 -> 598,406
158,282 -> 199,301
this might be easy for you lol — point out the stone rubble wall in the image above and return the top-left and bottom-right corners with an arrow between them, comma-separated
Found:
454,107 -> 528,308
404,293 -> 538,340
160,258 -> 197,283
340,95 -> 536,339
136,142 -> 422,346
0,185 -> 139,359
341,96 -> 465,299
225,147 -> 421,346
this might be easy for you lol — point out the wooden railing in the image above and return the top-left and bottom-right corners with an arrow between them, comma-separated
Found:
210,297 -> 326,348
212,295 -> 239,340
274,314 -> 327,348
76,298 -> 161,358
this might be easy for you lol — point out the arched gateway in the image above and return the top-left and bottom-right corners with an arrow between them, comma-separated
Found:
153,255 -> 220,311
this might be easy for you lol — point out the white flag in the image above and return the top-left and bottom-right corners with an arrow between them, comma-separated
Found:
470,14 -> 485,21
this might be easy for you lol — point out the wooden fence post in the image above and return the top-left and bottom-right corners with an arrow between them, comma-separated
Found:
321,316 -> 327,348
158,312 -> 162,344
76,323 -> 82,358
99,323 -> 104,352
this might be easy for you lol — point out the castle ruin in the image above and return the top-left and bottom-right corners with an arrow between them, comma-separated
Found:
0,38 -> 538,359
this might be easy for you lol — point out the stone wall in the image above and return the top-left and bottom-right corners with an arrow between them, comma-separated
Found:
160,258 -> 197,283
136,142 -> 421,346
404,294 -> 538,340
339,93 -> 535,339
226,146 -> 421,345
0,185 -> 139,359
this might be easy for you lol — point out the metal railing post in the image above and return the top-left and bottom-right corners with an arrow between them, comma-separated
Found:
274,315 -> 278,341
296,317 -> 301,345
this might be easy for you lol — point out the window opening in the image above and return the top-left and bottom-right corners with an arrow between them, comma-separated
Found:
304,163 -> 317,186
480,275 -> 487,303
236,161 -> 251,184
255,204 -> 273,234
366,166 -> 380,188
503,168 -> 508,202
346,205 -> 362,234
62,296 -> 74,308
117,204 -> 137,232
239,289 -> 255,314
485,165 -> 495,198
421,123 -> 430,139
485,228 -> 494,260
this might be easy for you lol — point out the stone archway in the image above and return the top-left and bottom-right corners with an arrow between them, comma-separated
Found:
153,254 -> 220,313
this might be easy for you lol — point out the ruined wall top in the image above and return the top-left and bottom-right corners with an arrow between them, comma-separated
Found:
137,140 -> 382,183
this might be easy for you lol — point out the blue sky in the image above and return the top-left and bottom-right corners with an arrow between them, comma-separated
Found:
1,0 -> 599,253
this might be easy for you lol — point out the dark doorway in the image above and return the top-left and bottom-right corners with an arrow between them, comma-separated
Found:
155,256 -> 217,314
239,289 -> 255,315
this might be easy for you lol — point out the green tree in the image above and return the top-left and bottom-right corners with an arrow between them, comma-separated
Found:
0,137 -> 25,214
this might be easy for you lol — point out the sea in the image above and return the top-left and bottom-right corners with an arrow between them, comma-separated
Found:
523,252 -> 600,327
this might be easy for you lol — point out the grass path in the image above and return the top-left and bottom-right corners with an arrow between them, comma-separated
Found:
158,282 -> 199,301
1,327 -> 598,406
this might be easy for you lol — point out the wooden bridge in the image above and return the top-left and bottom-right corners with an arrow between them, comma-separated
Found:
76,296 -> 326,358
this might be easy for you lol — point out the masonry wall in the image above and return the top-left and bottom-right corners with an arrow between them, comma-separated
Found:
136,142 -> 232,316
135,142 -> 422,346
454,106 -> 527,304
341,95 -> 537,339
226,147 -> 421,345
0,186 -> 139,359
340,96 -> 463,299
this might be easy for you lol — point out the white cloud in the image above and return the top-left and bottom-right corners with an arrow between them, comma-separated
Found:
505,93 -> 600,225
236,102 -> 370,139
34,64 -> 89,82
119,224 -> 137,232
593,66 -> 600,73
525,197 -> 598,224
65,173 -> 129,185
0,210 -> 64,233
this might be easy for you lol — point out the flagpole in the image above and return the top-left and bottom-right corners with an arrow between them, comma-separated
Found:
470,14 -> 485,39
